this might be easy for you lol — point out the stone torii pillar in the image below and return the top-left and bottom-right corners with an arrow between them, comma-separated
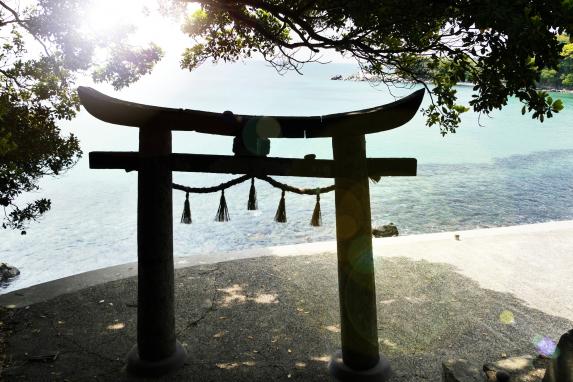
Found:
128,125 -> 185,375
330,133 -> 390,379
79,86 -> 424,380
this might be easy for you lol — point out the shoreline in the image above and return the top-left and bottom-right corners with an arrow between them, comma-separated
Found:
2,219 -> 572,312
3,226 -> 572,381
333,75 -> 573,94
4,212 -> 573,294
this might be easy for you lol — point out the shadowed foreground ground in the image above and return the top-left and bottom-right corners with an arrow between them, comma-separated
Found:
1,253 -> 570,381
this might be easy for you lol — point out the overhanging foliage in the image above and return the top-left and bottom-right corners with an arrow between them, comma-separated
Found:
175,0 -> 573,134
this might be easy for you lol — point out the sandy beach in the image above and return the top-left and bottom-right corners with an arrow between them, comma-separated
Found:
3,220 -> 572,320
1,221 -> 571,381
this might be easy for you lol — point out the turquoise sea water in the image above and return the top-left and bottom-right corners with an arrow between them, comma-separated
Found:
2,61 -> 573,292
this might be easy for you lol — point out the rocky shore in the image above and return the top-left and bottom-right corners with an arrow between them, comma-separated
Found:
372,223 -> 399,237
0,263 -> 19,285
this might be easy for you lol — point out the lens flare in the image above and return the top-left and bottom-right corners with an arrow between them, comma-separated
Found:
499,310 -> 515,325
533,335 -> 558,357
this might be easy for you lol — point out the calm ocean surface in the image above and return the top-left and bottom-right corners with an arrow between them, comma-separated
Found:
2,61 -> 573,292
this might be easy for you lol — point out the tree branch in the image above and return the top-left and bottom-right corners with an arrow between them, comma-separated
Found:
0,0 -> 51,56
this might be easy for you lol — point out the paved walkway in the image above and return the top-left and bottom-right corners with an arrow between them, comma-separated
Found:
1,221 -> 572,381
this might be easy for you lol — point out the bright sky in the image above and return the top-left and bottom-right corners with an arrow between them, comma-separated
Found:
81,0 -> 349,65
3,0 -> 349,78
83,0 -> 200,54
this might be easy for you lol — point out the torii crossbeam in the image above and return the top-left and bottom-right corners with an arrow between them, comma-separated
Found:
79,86 -> 424,381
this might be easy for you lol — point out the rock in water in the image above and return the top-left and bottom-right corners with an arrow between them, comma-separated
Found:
330,74 -> 343,80
543,329 -> 573,382
372,223 -> 399,238
0,263 -> 20,282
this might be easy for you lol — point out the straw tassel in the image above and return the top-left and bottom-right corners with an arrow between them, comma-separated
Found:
215,189 -> 230,222
247,177 -> 258,210
310,192 -> 322,227
181,192 -> 192,224
274,190 -> 287,223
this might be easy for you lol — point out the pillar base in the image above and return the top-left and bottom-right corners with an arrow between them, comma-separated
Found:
126,342 -> 187,377
328,350 -> 392,381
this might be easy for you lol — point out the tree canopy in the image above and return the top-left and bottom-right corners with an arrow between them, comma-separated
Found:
2,0 -> 573,232
0,0 -> 162,232
177,0 -> 573,132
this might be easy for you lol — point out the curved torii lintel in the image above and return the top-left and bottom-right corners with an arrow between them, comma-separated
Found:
78,86 -> 424,138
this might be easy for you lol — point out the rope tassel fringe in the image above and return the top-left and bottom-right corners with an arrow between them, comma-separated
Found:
310,193 -> 321,227
247,178 -> 258,210
173,174 -> 336,224
181,192 -> 192,224
274,190 -> 287,223
215,190 -> 230,222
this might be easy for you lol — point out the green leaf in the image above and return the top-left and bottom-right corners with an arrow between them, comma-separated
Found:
552,99 -> 564,112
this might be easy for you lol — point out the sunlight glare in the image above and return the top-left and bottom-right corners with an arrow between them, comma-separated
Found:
106,322 -> 125,330
83,0 -> 202,48
84,0 -> 147,35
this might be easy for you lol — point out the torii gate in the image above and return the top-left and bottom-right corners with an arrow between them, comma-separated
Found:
79,86 -> 424,381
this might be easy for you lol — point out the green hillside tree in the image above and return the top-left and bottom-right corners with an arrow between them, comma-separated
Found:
559,35 -> 573,86
537,35 -> 573,89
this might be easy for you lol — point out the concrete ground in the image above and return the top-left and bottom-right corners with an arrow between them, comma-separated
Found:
0,221 -> 572,381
